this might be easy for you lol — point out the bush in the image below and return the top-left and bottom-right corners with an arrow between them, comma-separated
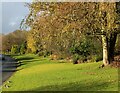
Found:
37,51 -> 52,57
43,51 -> 52,57
20,43 -> 27,54
70,39 -> 93,57
78,56 -> 87,63
26,48 -> 32,54
95,55 -> 103,62
70,39 -> 92,63
11,45 -> 19,54
89,54 -> 103,62
37,52 -> 44,56
72,54 -> 79,64
69,36 -> 103,63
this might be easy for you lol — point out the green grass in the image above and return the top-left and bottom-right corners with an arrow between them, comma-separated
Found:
2,54 -> 118,91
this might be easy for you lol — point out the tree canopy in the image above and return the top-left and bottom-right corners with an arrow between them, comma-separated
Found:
2,2 -> 120,65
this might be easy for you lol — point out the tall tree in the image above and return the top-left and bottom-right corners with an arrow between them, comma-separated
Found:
98,2 -> 119,66
23,2 -> 120,66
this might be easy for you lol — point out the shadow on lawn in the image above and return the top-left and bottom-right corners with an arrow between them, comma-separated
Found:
14,57 -> 35,67
16,57 -> 34,61
13,57 -> 44,70
22,59 -> 41,62
18,59 -> 41,65
28,81 -> 117,92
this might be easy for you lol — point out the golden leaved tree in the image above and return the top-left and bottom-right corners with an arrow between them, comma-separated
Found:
22,2 -> 120,66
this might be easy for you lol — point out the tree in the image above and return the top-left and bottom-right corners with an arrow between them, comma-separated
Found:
23,2 -> 120,66
2,30 -> 27,53
0,34 -> 3,53
98,2 -> 120,66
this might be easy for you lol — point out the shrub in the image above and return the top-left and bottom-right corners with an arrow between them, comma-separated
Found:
72,54 -> 79,64
37,51 -> 52,57
37,52 -> 44,56
11,45 -> 19,54
70,39 -> 92,63
43,51 -> 52,57
78,56 -> 87,63
26,48 -> 32,54
50,54 -> 59,60
95,55 -> 103,62
89,54 -> 103,62
69,36 -> 103,63
20,43 -> 27,54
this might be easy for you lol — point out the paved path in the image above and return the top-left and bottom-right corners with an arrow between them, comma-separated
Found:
0,55 -> 18,86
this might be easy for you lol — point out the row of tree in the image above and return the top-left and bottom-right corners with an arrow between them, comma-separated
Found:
2,30 -> 27,53
2,2 -> 120,66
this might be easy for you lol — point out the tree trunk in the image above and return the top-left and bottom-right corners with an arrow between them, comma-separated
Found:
102,33 -> 117,66
108,33 -> 117,62
102,35 -> 110,66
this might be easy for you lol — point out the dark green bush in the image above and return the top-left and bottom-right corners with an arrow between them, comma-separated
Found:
70,39 -> 92,57
72,54 -> 79,64
69,36 -> 103,63
90,54 -> 103,62
70,38 -> 93,63
95,55 -> 103,62
78,56 -> 87,63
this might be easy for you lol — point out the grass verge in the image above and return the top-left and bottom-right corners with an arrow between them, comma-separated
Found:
2,54 -> 118,91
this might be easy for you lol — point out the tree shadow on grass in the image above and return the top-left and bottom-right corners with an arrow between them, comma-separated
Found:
14,59 -> 44,71
27,81 -> 118,92
16,57 -> 34,61
22,59 -> 41,63
14,57 -> 36,67
17,59 -> 42,66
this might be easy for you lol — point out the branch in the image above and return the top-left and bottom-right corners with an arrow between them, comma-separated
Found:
86,32 -> 106,36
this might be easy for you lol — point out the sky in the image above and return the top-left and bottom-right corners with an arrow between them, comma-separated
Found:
0,0 -> 118,34
1,2 -> 30,34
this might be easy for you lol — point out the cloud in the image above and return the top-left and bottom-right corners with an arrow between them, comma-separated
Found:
9,16 -> 24,27
2,2 -> 29,34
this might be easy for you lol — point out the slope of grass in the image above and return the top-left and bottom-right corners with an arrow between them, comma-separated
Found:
2,54 -> 118,91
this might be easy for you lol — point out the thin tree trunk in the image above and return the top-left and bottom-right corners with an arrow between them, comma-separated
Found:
102,35 -> 110,66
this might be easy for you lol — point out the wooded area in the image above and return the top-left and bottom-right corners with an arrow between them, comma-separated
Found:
1,2 -> 120,66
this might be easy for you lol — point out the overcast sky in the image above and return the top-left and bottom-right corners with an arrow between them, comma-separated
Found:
1,2 -> 30,34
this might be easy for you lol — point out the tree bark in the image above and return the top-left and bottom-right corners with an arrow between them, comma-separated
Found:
102,33 -> 117,66
102,35 -> 110,66
108,33 -> 117,62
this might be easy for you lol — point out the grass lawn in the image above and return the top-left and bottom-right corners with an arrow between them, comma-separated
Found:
2,54 -> 118,91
